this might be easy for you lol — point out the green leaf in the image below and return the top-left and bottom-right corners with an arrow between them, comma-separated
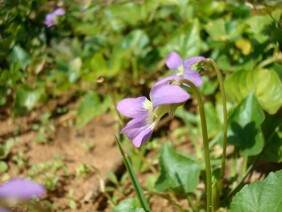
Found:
230,170 -> 282,211
116,138 -> 150,212
8,45 -> 31,70
76,93 -> 110,128
246,15 -> 272,43
89,53 -> 121,78
205,19 -> 227,41
113,198 -> 145,212
155,143 -> 200,194
259,115 -> 282,162
14,85 -> 44,113
121,30 -> 149,55
228,93 -> 265,156
163,19 -> 207,58
0,139 -> 14,160
224,69 -> 282,114
0,161 -> 8,173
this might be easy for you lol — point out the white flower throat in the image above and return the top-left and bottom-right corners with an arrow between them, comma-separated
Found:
143,99 -> 169,129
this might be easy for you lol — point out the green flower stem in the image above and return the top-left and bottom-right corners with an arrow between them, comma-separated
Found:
179,79 -> 213,212
241,156 -> 248,178
205,59 -> 228,208
206,59 -> 228,182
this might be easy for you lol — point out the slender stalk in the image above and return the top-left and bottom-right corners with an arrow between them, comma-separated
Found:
205,59 -> 228,208
179,79 -> 213,212
241,156 -> 248,178
206,59 -> 228,183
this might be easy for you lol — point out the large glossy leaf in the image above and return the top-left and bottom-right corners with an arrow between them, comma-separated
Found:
227,93 -> 265,156
230,170 -> 282,211
155,143 -> 200,194
113,198 -> 145,212
224,69 -> 282,114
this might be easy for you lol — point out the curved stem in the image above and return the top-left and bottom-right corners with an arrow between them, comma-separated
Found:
179,79 -> 213,212
206,59 -> 228,208
206,59 -> 228,182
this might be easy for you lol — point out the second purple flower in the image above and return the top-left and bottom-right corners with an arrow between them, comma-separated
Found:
117,81 -> 190,147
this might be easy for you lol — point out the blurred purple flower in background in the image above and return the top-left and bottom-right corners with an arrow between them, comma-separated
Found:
166,52 -> 205,87
44,8 -> 65,28
0,178 -> 45,200
117,81 -> 189,147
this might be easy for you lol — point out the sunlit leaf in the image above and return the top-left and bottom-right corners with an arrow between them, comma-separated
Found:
113,198 -> 145,212
155,143 -> 200,194
14,85 -> 44,113
228,93 -> 265,156
246,15 -> 272,43
0,161 -> 8,174
230,170 -> 282,211
224,69 -> 282,114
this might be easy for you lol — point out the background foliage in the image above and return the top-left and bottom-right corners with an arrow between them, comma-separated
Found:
0,0 -> 282,211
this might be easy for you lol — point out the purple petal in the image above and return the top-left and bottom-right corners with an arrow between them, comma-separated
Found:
153,75 -> 181,88
132,126 -> 153,147
53,8 -> 65,16
117,97 -> 148,118
44,14 -> 55,27
183,56 -> 205,71
44,8 -> 65,27
183,70 -> 203,87
166,52 -> 183,70
120,115 -> 148,136
120,116 -> 153,147
0,208 -> 10,212
0,178 -> 46,200
150,84 -> 190,109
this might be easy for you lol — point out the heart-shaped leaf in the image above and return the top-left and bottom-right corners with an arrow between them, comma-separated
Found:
224,69 -> 282,114
230,170 -> 282,211
155,143 -> 200,194
228,93 -> 265,156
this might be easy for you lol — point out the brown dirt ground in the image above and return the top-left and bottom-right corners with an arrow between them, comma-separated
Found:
3,113 -> 124,211
2,112 -> 186,212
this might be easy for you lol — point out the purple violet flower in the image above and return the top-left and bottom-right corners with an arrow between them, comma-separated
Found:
0,178 -> 46,200
44,8 -> 65,28
166,51 -> 205,87
117,83 -> 189,147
